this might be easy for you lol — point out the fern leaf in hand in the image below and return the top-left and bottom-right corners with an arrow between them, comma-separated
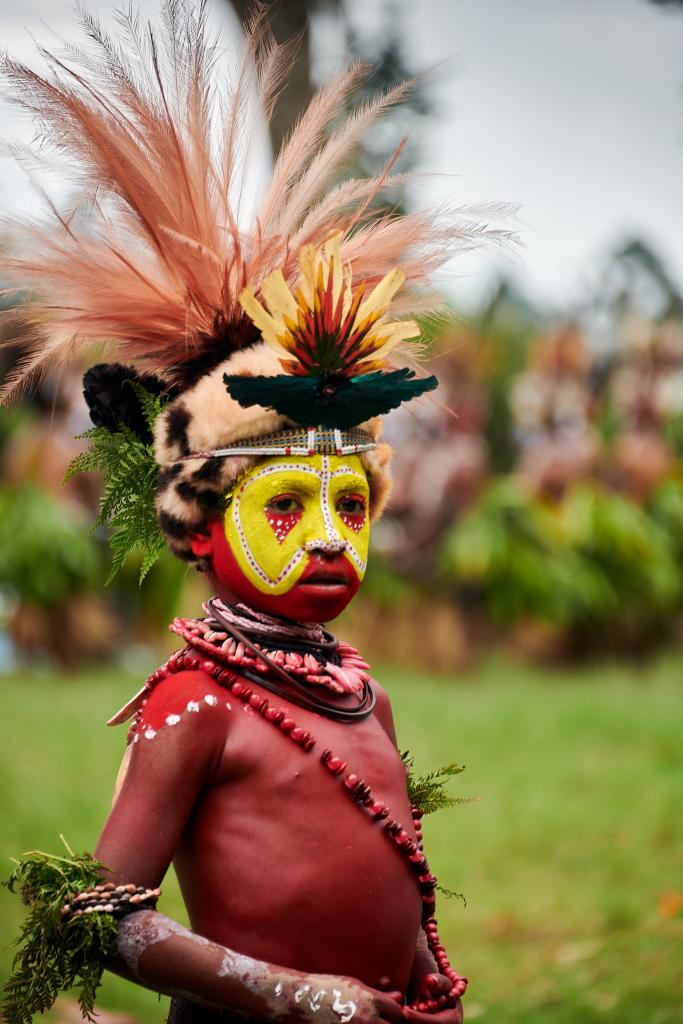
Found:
2,845 -> 118,1024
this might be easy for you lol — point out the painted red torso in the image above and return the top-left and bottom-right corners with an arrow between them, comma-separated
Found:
97,667 -> 422,995
175,678 -> 422,989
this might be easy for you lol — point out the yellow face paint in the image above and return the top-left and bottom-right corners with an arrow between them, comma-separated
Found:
223,454 -> 370,595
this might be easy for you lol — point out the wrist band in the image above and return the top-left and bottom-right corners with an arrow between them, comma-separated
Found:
61,883 -> 161,924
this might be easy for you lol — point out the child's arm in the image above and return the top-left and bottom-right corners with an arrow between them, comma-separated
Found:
110,908 -> 404,1024
96,671 -> 403,1024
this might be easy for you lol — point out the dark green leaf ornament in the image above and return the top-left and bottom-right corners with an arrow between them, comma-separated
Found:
224,368 -> 438,429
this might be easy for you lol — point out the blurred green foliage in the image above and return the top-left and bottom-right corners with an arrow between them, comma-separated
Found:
0,485 -> 100,608
441,478 -> 683,640
477,281 -> 540,475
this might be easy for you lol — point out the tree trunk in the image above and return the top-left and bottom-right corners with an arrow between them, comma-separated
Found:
228,0 -> 315,157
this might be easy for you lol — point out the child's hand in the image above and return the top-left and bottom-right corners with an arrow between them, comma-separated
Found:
408,970 -> 452,1005
402,1000 -> 464,1024
281,974 -> 405,1024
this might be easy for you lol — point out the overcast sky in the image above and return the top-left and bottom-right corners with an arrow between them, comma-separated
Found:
1,0 -> 682,313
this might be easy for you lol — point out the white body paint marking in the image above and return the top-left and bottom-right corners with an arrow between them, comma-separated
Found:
217,950 -> 262,977
116,913 -> 209,975
308,989 -> 326,1011
119,915 -> 323,1019
217,949 -> 268,992
140,692 -> 224,740
332,990 -> 357,1023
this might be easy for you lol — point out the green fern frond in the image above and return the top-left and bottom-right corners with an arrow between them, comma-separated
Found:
402,754 -> 471,907
129,380 -> 169,435
402,751 -> 467,815
436,883 -> 467,906
64,386 -> 168,584
2,843 -> 117,1024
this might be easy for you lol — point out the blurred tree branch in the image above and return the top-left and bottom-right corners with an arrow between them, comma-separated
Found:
229,0 -> 318,156
226,0 -> 430,208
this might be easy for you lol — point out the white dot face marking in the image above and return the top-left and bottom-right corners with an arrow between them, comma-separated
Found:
274,982 -> 284,997
203,694 -> 218,706
328,460 -> 368,574
339,511 -> 365,534
186,701 -> 200,713
232,464 -> 311,587
143,727 -> 156,740
265,508 -> 302,545
165,714 -> 181,726
319,456 -> 344,550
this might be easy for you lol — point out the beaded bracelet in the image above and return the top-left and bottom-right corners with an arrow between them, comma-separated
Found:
61,883 -> 161,924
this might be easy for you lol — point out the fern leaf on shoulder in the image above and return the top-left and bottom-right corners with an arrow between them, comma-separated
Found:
64,386 -> 168,583
402,751 -> 467,815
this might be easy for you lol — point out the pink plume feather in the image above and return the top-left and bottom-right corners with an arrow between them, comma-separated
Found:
0,0 -> 515,401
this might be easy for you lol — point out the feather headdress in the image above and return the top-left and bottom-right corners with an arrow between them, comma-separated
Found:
0,0 -> 514,570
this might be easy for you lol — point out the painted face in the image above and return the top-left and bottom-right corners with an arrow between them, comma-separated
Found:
207,454 -> 371,622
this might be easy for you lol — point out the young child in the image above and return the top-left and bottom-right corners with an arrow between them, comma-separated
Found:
1,4 -> 509,1020
96,441 -> 463,1024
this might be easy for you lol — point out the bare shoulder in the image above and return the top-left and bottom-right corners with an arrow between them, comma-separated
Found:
133,669 -> 232,748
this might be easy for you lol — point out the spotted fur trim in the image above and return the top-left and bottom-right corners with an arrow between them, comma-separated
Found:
154,343 -> 288,465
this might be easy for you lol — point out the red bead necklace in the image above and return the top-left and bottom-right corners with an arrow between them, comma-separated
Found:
139,645 -> 468,1011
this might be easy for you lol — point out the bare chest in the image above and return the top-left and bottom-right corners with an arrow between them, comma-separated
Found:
172,682 -> 423,984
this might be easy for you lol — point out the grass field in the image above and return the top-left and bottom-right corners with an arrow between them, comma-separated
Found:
0,652 -> 681,1024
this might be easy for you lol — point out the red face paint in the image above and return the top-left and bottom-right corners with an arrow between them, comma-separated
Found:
205,518 -> 361,622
